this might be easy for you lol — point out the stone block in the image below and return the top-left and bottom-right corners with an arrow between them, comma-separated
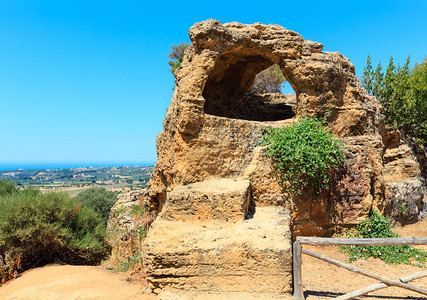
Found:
160,178 -> 250,223
143,207 -> 292,296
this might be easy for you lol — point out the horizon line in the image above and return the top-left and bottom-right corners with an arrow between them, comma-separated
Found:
0,161 -> 156,171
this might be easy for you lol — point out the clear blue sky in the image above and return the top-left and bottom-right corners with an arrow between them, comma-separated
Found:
1,0 -> 426,170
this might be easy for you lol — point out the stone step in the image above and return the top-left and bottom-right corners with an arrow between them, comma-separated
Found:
160,178 -> 250,222
143,206 -> 292,296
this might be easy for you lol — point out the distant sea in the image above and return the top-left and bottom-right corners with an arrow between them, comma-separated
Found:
0,162 -> 154,171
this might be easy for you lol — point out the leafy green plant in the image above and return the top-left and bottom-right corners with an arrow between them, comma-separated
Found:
0,185 -> 110,284
74,187 -> 118,225
340,210 -> 426,266
114,206 -> 127,217
399,204 -> 409,216
250,64 -> 287,94
0,179 -> 18,197
130,204 -> 145,217
361,56 -> 426,145
168,42 -> 190,74
262,116 -> 346,196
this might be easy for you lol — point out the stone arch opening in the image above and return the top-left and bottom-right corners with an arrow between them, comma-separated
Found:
202,53 -> 297,121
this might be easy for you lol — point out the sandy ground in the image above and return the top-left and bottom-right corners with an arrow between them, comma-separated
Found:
0,265 -> 148,300
0,219 -> 425,299
303,218 -> 427,300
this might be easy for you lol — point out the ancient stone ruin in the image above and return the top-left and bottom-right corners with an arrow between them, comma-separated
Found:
141,19 -> 426,297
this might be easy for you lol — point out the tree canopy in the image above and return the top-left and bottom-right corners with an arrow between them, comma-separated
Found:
168,42 -> 190,74
0,179 -> 18,197
74,187 -> 118,224
361,55 -> 426,145
250,64 -> 287,94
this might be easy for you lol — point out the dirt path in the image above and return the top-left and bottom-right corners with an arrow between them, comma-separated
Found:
1,220 -> 425,299
0,264 -> 149,300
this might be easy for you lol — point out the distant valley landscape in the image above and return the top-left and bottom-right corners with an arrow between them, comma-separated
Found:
0,166 -> 153,196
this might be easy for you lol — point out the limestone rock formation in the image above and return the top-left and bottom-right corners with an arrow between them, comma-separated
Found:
145,19 -> 387,215
143,179 -> 292,297
142,19 -> 426,295
144,206 -> 292,296
382,130 -> 427,224
160,178 -> 250,222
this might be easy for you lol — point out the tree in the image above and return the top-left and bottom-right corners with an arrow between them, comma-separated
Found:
407,59 -> 427,142
250,64 -> 287,94
361,55 -> 426,144
372,62 -> 384,97
361,54 -> 374,94
74,188 -> 118,224
0,179 -> 18,196
168,42 -> 190,74
382,57 -> 397,102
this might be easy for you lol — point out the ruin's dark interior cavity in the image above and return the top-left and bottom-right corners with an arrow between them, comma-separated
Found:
202,53 -> 296,121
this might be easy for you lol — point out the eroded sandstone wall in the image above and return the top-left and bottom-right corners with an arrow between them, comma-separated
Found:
144,19 -> 425,234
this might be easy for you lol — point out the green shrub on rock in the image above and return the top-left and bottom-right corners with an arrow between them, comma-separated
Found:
262,116 -> 346,196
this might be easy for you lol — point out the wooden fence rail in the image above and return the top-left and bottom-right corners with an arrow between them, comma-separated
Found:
293,236 -> 427,300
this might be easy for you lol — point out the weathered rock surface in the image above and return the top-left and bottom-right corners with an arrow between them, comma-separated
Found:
382,130 -> 427,224
145,19 -> 387,221
242,145 -> 289,207
142,19 -> 426,295
107,190 -> 144,238
144,206 -> 292,296
160,178 -> 250,222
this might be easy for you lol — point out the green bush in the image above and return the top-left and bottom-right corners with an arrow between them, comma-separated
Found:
340,210 -> 426,266
0,179 -> 18,196
262,116 -> 346,196
74,188 -> 117,224
0,186 -> 109,282
361,56 -> 426,145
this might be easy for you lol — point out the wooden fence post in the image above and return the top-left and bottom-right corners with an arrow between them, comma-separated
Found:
293,239 -> 304,300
